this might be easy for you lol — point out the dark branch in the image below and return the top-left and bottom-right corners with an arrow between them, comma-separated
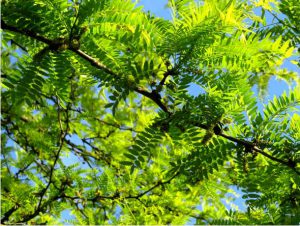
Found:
1,19 -> 53,45
127,171 -> 179,199
65,138 -> 111,165
17,194 -> 63,223
1,21 -> 170,114
135,87 -> 170,114
219,132 -> 300,175
188,118 -> 300,174
63,172 -> 179,203
15,161 -> 34,178
159,70 -> 172,86
1,205 -> 19,224
36,99 -> 70,210
10,39 -> 28,52
70,49 -> 118,77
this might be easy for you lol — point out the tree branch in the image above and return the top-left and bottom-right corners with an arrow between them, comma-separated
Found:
1,20 -> 170,114
70,48 -> 118,77
62,172 -> 179,203
36,99 -> 70,210
17,193 -> 63,223
135,87 -> 170,114
1,19 -> 53,45
65,138 -> 111,165
1,205 -> 20,224
10,39 -> 28,52
127,171 -> 179,199
219,132 -> 300,175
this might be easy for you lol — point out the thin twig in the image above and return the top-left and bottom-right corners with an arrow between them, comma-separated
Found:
36,99 -> 69,210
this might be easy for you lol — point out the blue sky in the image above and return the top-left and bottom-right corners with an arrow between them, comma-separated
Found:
44,0 -> 300,223
133,0 -> 299,223
4,0 -> 299,224
136,0 -> 299,100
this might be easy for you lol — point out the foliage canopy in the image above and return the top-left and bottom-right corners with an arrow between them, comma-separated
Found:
1,0 -> 300,224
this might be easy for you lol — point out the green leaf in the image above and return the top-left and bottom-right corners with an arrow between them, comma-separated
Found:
120,161 -> 133,166
124,153 -> 136,160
